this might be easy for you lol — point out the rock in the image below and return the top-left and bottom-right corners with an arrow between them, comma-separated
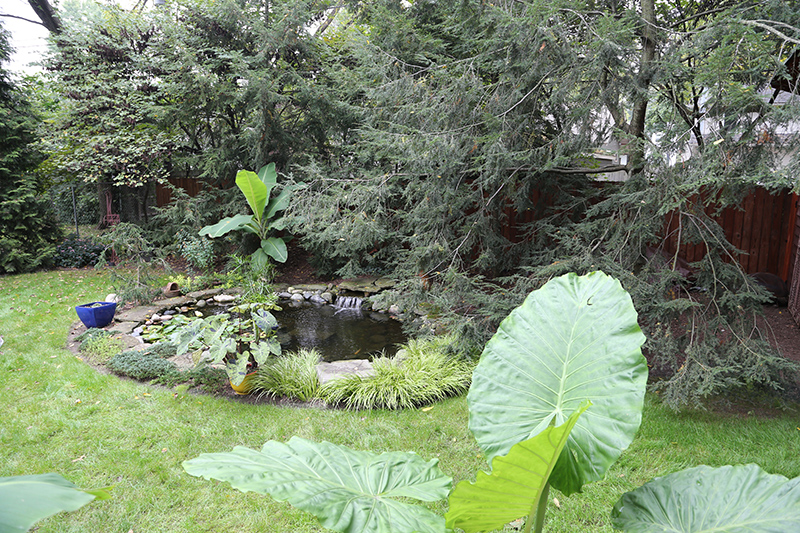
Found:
310,295 -> 326,304
105,293 -> 121,303
302,291 -> 315,300
158,315 -> 173,322
194,311 -> 203,317
213,294 -> 237,303
196,299 -> 207,308
290,293 -> 305,301
163,309 -> 177,316
278,292 -> 293,299
321,292 -> 333,303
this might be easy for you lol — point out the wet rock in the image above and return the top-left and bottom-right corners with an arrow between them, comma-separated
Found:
196,299 -> 207,308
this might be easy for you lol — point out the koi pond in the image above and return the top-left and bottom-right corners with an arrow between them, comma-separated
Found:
274,301 -> 407,361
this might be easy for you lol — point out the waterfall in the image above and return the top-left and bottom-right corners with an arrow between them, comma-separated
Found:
334,296 -> 363,310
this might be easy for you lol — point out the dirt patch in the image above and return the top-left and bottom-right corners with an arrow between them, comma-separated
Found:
759,305 -> 800,363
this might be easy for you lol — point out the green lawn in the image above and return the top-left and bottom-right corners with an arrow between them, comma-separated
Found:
1,269 -> 799,532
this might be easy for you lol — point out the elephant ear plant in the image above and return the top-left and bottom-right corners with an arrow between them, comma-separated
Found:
199,163 -> 294,265
0,473 -> 111,532
183,272 -> 800,531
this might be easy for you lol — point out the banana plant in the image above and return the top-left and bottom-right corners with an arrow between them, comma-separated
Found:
199,163 -> 293,265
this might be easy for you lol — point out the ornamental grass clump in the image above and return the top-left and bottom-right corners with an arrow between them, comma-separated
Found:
251,348 -> 321,402
320,336 -> 474,410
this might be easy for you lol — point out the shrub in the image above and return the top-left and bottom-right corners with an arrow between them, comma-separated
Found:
252,349 -> 321,402
54,235 -> 105,268
80,334 -> 123,363
319,336 -> 474,410
108,348 -> 179,381
179,234 -> 215,273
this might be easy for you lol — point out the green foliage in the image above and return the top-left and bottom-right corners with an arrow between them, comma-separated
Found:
611,464 -> 800,532
54,235 -> 105,268
98,223 -> 167,305
40,7 -> 175,189
468,272 -> 648,495
220,253 -> 277,304
284,0 -> 800,409
200,165 -> 295,265
0,473 -> 110,533
169,309 -> 281,386
182,272 -> 800,533
49,182 -> 100,226
0,24 -> 62,274
252,349 -> 321,402
184,437 -> 453,533
445,403 -> 590,533
179,234 -> 215,273
107,348 -> 179,382
320,336 -> 475,410
79,333 -> 123,363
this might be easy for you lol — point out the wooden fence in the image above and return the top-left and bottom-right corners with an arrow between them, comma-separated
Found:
155,176 -> 204,207
661,188 -> 798,283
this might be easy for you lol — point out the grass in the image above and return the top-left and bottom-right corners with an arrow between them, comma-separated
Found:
252,348 -> 322,402
1,268 -> 799,532
320,336 -> 476,410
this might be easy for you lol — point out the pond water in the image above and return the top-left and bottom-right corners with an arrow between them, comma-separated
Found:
201,301 -> 408,362
274,302 -> 407,362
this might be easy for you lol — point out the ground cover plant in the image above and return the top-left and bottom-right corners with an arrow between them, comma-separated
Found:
2,269 -> 800,532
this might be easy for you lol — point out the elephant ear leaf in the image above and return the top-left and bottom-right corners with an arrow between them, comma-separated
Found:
446,400 -> 590,533
611,464 -> 800,532
183,437 -> 452,533
467,271 -> 648,496
0,473 -> 109,532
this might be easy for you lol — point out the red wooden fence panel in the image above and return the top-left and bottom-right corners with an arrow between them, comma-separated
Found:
660,188 -> 798,284
155,176 -> 204,207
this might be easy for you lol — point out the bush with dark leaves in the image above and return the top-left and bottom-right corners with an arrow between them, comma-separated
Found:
54,235 -> 105,268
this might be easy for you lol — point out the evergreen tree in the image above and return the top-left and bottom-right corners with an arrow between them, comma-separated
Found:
0,24 -> 62,274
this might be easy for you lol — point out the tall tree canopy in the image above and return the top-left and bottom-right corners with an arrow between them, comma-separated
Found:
289,0 -> 800,406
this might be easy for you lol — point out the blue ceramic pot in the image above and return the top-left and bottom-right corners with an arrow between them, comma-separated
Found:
75,301 -> 117,328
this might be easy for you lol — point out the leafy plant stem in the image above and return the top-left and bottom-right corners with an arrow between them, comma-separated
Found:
529,482 -> 549,533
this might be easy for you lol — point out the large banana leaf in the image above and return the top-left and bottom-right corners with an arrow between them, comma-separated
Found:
198,214 -> 253,238
257,162 -> 277,190
611,464 -> 800,532
261,237 -> 288,263
183,437 -> 452,533
0,473 -> 109,532
446,401 -> 590,533
236,169 -> 268,222
264,187 -> 293,220
468,271 -> 647,496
